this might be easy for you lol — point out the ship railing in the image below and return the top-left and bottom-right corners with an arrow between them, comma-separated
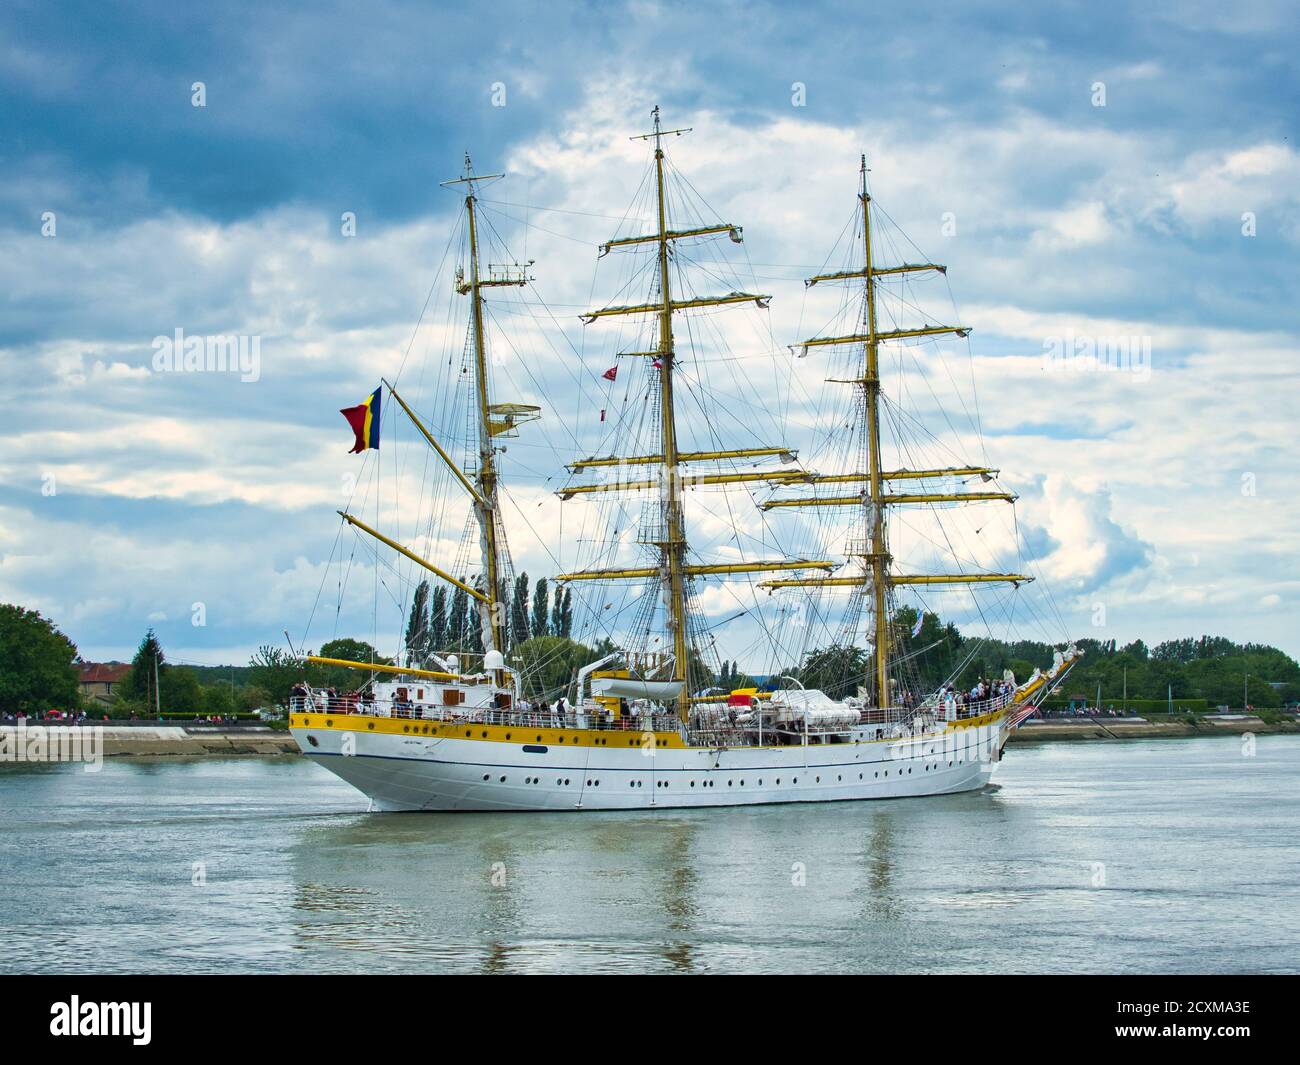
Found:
914,690 -> 1017,720
287,694 -> 678,732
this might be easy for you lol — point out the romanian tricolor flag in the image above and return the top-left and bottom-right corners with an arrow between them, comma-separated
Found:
340,387 -> 381,453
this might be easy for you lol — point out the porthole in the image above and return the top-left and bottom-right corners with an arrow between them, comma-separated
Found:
499,775 -> 506,783
483,774 -> 490,781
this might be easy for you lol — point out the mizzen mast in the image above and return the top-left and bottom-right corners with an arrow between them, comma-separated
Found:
760,156 -> 1031,709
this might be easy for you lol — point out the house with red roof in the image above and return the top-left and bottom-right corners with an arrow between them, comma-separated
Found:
78,662 -> 131,707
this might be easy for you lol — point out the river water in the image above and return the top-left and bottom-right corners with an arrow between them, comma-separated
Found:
1,735 -> 1296,974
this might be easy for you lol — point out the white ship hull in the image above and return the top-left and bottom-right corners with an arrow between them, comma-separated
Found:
291,716 -> 1008,812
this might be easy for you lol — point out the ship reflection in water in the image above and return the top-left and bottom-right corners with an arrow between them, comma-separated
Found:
1,737 -> 1297,974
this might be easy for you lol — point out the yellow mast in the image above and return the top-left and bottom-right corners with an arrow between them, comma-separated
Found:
332,157 -> 534,684
438,154 -> 531,660
859,156 -> 891,707
465,178 -> 505,655
758,158 -> 1031,709
557,108 -> 837,722
649,109 -> 691,718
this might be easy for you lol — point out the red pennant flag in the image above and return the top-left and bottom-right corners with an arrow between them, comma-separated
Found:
652,359 -> 663,369
602,366 -> 618,381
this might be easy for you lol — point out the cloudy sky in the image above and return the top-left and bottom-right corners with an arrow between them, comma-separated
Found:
4,0 -> 1298,669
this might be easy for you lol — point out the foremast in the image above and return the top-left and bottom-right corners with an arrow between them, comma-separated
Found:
556,108 -> 837,722
338,155 -> 532,683
454,157 -> 511,656
759,157 -> 1032,710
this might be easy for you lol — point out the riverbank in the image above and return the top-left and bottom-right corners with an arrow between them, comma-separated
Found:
1008,715 -> 1297,742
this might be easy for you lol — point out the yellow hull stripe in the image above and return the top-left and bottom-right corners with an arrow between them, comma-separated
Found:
290,713 -> 686,749
291,707 -> 1007,751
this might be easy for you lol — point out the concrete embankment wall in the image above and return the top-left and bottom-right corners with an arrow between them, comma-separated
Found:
1008,717 -> 1296,742
21,725 -> 301,756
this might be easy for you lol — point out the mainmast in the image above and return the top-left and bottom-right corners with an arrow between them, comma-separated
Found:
556,107 -> 838,722
760,157 -> 1032,710
650,109 -> 690,718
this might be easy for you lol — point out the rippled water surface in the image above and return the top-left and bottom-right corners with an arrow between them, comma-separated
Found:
2,735 -> 1297,973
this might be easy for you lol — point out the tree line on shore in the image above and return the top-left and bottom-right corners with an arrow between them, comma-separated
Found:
2,598 -> 1298,717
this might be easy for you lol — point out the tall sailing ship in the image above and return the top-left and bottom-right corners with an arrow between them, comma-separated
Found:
288,110 -> 1080,811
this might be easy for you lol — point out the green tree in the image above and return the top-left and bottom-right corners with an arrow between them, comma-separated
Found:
511,635 -> 602,701
510,573 -> 530,649
161,666 -> 204,712
314,638 -> 389,690
203,683 -> 236,716
248,645 -> 304,706
798,644 -> 870,700
448,586 -> 469,650
467,600 -> 484,654
531,578 -> 550,639
0,604 -> 80,715
429,585 -> 448,653
558,588 -> 573,638
550,586 -> 565,637
403,580 -> 431,665
123,629 -> 167,710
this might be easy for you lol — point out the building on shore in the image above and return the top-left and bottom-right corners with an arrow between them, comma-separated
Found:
78,663 -> 130,707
